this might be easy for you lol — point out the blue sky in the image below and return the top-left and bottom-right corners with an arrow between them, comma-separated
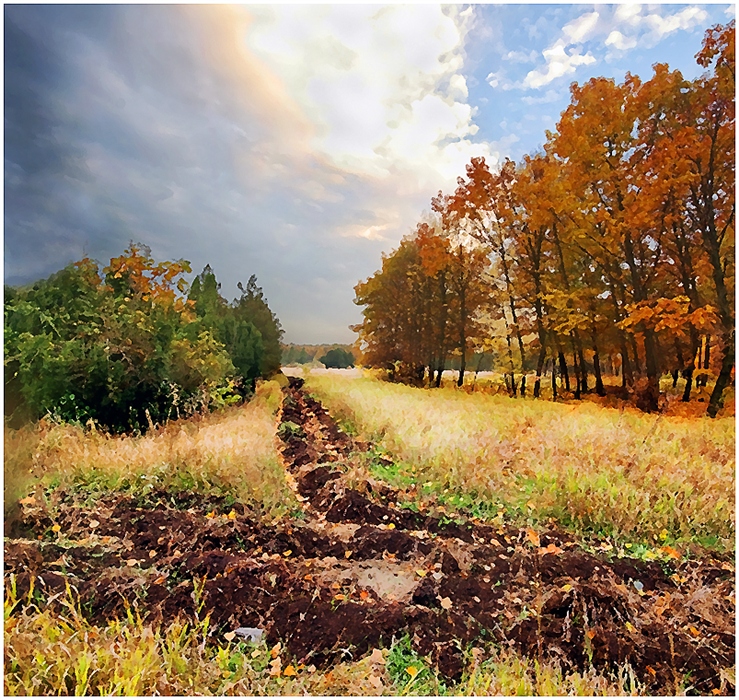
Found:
4,3 -> 733,343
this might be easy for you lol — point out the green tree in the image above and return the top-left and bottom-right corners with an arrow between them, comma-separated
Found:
320,347 -> 355,368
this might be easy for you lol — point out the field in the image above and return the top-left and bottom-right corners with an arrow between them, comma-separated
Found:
4,372 -> 735,695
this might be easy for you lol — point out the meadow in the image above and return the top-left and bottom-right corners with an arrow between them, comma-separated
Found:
306,373 -> 735,552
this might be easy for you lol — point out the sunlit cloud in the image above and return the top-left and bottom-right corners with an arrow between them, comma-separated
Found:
244,4 -> 493,188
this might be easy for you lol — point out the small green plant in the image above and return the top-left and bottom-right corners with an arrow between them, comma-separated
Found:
277,421 -> 305,440
387,635 -> 445,695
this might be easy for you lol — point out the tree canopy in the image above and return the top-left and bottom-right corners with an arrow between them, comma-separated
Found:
5,244 -> 283,432
353,22 -> 734,415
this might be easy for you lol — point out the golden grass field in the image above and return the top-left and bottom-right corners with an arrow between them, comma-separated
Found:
5,380 -> 294,524
306,374 -> 735,551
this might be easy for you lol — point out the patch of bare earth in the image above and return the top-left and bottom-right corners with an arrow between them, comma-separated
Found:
5,376 -> 734,694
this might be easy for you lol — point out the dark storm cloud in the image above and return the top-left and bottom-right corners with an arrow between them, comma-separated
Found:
3,5 -> 430,342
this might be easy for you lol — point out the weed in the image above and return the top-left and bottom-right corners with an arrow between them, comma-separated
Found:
386,635 -> 445,695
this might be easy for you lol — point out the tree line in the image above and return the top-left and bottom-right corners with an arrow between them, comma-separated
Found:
5,243 -> 283,432
282,344 -> 355,368
353,22 -> 734,416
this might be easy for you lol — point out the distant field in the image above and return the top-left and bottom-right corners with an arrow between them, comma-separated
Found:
306,374 -> 735,551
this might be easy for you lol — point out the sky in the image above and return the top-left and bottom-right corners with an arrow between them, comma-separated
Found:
4,3 -> 733,343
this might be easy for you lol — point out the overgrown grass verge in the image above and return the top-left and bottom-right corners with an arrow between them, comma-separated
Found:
306,375 -> 735,552
5,380 -> 295,522
4,580 -> 656,696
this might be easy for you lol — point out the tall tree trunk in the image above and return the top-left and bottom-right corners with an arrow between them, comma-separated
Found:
708,332 -> 733,418
558,350 -> 570,392
504,314 -> 518,397
550,357 -> 558,401
591,333 -> 606,397
694,112 -> 734,417
498,242 -> 526,382
570,336 -> 582,400
457,284 -> 466,388
534,346 -> 546,398
621,207 -> 660,411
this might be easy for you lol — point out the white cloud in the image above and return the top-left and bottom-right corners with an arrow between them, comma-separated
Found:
562,11 -> 600,43
523,40 -> 596,89
608,4 -> 709,52
521,89 -> 563,105
614,4 -> 643,25
503,49 -> 538,63
519,4 -> 711,90
605,30 -> 638,51
642,6 -> 708,42
245,5 -> 494,190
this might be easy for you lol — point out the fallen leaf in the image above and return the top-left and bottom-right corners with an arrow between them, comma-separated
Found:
224,631 -> 236,642
283,664 -> 297,677
586,629 -> 596,640
439,596 -> 453,610
282,550 -> 292,558
406,665 -> 419,679
386,523 -> 395,530
360,590 -> 370,601
561,583 -> 573,593
269,658 -> 282,677
625,622 -> 635,633
153,575 -> 166,585
206,510 -> 216,519
415,569 -> 427,578
688,625 -> 701,638
369,648 -> 384,665
19,496 -> 36,505
334,594 -> 346,601
251,649 -> 262,658
369,675 -> 383,689
540,543 -> 562,555
126,558 -> 138,567
525,528 -> 540,548
89,519 -> 100,529
51,524 -> 61,533
149,550 -> 157,559
660,545 -> 681,560
270,643 -> 281,658
227,510 -> 237,520
344,550 -> 353,559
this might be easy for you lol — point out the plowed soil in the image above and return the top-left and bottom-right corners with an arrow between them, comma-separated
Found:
5,376 -> 735,694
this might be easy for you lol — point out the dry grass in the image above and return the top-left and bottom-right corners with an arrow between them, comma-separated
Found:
306,375 -> 735,549
4,380 -> 295,519
4,580 -> 650,697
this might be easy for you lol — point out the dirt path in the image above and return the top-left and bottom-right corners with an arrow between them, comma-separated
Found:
5,376 -> 735,694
